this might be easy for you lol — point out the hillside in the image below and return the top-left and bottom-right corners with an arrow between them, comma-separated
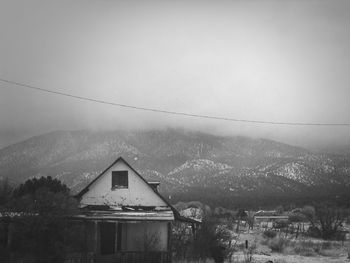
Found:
1,129 -> 350,208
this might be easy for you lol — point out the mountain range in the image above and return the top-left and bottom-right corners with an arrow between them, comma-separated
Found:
1,129 -> 350,208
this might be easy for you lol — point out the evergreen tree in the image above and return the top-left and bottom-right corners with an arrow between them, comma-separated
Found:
2,177 -> 82,263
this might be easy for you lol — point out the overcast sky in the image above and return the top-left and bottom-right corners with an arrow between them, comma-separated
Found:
1,0 -> 350,149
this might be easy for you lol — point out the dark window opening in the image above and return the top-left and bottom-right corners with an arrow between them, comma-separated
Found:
112,171 -> 128,189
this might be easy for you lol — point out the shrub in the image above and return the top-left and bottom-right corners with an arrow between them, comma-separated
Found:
267,237 -> 289,253
286,239 -> 320,256
292,245 -> 317,257
306,226 -> 321,238
318,248 -> 340,257
263,230 -> 277,239
273,239 -> 344,257
180,215 -> 233,262
321,241 -> 332,250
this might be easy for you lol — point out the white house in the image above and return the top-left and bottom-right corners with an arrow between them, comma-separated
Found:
72,157 -> 198,263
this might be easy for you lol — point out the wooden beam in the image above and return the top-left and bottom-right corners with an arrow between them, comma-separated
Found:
83,221 -> 88,263
167,222 -> 172,263
114,222 -> 118,253
94,221 -> 98,254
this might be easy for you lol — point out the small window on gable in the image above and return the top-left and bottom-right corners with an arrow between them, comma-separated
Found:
112,171 -> 128,189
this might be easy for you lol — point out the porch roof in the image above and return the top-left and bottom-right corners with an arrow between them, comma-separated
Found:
72,209 -> 175,221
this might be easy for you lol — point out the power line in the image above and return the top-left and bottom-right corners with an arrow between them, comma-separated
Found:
1,77 -> 350,126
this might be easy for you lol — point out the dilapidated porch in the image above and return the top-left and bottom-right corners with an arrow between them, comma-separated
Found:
65,208 -> 174,263
66,251 -> 171,263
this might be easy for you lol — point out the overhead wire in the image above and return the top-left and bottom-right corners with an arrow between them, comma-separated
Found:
1,77 -> 350,126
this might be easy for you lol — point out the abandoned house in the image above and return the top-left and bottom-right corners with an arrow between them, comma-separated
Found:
70,156 -> 198,263
254,210 -> 289,228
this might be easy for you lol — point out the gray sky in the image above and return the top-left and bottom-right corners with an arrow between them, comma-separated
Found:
1,0 -> 350,149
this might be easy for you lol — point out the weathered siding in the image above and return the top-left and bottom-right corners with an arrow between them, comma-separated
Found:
80,161 -> 167,207
125,222 -> 168,251
82,221 -> 169,254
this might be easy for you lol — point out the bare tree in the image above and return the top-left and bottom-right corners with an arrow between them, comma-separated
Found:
302,203 -> 348,240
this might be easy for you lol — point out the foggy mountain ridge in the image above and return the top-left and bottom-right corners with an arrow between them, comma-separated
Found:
1,129 -> 350,207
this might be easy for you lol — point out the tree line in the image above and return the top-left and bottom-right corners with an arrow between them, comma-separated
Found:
0,177 -> 83,263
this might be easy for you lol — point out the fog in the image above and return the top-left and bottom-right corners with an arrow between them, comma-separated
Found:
1,0 -> 350,149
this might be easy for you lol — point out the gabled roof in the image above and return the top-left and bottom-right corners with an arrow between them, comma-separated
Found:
75,157 -> 171,207
76,157 -> 164,201
75,156 -> 200,224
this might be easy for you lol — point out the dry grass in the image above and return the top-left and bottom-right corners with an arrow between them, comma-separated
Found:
261,235 -> 349,258
174,230 -> 350,263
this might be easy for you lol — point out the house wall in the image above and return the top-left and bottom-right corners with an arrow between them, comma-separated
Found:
80,161 -> 168,207
254,216 -> 289,223
125,222 -> 168,251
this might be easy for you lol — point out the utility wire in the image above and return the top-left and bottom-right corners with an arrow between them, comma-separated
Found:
1,77 -> 350,126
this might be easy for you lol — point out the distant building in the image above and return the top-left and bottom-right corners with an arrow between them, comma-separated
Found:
254,210 -> 289,228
